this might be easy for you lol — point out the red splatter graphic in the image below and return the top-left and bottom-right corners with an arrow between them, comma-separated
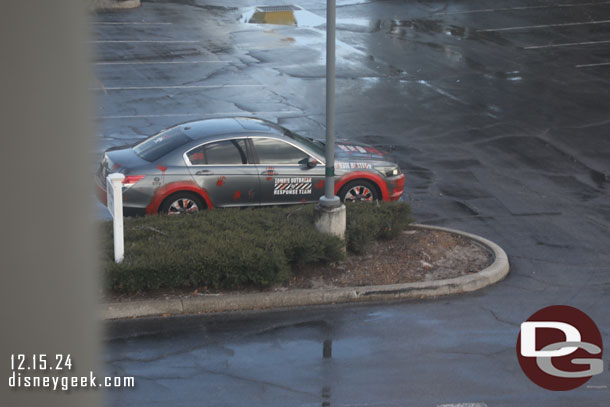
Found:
301,198 -> 307,204
364,146 -> 383,156
190,152 -> 205,163
156,164 -> 168,173
216,176 -> 226,187
314,179 -> 325,190
111,163 -> 121,171
248,189 -> 255,199
266,166 -> 275,181
233,190 -> 241,201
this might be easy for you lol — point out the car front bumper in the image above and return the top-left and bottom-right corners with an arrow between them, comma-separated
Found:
387,173 -> 406,201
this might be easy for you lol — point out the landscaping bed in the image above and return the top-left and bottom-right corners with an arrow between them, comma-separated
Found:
102,202 -> 493,303
288,227 -> 493,289
102,202 -> 412,294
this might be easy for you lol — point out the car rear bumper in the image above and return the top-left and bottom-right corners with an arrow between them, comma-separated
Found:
95,176 -> 146,217
95,176 -> 107,206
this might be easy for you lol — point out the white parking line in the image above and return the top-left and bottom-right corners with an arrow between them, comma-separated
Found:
478,19 -> 610,32
94,60 -> 231,65
93,22 -> 173,25
91,84 -> 264,91
98,111 -> 302,119
88,40 -> 200,44
576,61 -> 610,68
417,80 -> 466,104
437,403 -> 488,407
524,39 -> 610,49
437,1 -> 610,15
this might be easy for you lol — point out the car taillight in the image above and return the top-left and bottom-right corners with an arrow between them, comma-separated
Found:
122,175 -> 145,187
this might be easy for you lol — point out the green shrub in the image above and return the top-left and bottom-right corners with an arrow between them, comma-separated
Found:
102,202 -> 412,293
345,201 -> 413,254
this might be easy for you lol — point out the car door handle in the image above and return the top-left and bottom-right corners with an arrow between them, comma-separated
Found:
195,170 -> 213,175
261,170 -> 276,176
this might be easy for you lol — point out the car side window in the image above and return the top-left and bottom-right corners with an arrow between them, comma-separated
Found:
252,138 -> 309,164
187,139 -> 248,165
187,146 -> 206,165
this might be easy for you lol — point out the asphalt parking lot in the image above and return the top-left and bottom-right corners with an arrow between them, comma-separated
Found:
98,1 -> 610,406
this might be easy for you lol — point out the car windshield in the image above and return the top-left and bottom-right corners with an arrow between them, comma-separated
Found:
133,127 -> 193,162
283,129 -> 325,157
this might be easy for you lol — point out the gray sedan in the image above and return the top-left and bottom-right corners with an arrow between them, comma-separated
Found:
96,117 -> 405,215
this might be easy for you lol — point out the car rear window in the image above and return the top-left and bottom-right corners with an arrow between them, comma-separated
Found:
186,139 -> 248,165
133,127 -> 193,162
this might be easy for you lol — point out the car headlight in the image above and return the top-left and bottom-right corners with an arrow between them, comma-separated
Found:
375,166 -> 401,177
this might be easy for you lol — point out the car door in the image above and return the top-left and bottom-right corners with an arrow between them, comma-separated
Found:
185,138 -> 260,207
250,136 -> 326,205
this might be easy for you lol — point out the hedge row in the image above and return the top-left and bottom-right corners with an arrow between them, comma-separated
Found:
102,202 -> 413,293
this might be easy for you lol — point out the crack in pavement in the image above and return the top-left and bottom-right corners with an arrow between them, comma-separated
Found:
481,306 -> 520,327
433,347 -> 510,358
175,366 -> 320,398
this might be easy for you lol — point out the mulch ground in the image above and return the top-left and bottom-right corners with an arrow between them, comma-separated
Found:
286,227 -> 493,289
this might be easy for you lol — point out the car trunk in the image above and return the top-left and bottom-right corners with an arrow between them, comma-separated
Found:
97,146 -> 149,187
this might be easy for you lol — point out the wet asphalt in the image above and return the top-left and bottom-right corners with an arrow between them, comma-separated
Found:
97,0 -> 610,406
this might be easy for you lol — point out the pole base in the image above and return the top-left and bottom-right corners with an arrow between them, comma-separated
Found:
318,195 -> 342,208
314,200 -> 346,238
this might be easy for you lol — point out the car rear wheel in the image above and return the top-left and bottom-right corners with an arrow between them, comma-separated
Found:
339,180 -> 379,202
159,192 -> 205,215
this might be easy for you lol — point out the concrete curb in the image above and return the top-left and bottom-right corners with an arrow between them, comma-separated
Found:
92,0 -> 141,11
101,224 -> 510,319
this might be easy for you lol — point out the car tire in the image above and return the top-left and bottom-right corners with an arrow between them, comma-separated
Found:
338,180 -> 379,202
159,192 -> 205,215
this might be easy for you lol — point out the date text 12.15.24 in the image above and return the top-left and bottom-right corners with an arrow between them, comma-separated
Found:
10,354 -> 72,371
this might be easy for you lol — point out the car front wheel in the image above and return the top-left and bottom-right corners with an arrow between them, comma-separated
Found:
338,180 -> 379,202
159,192 -> 205,215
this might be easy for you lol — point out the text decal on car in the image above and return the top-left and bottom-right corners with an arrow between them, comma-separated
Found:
335,161 -> 372,169
274,177 -> 312,195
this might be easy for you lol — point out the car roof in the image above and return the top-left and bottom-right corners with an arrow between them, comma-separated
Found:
176,117 -> 283,141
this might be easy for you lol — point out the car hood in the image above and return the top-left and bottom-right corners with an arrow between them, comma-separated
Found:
332,140 -> 395,162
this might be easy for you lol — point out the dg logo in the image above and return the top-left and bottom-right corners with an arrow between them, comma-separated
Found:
516,305 -> 604,391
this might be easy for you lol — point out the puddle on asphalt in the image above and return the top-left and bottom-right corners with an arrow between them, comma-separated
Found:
239,9 -> 473,39
334,18 -> 472,39
240,8 -> 475,42
240,5 -> 325,27
385,19 -> 471,39
590,169 -> 609,189
484,71 -> 523,82
237,8 -> 498,73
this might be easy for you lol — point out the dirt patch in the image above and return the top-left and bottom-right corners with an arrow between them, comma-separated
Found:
104,227 -> 493,302
287,228 -> 493,289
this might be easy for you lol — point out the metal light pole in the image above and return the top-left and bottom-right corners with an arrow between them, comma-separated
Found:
314,0 -> 346,238
323,0 -> 337,204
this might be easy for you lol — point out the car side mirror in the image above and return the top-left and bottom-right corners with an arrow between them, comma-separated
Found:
299,157 -> 317,168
